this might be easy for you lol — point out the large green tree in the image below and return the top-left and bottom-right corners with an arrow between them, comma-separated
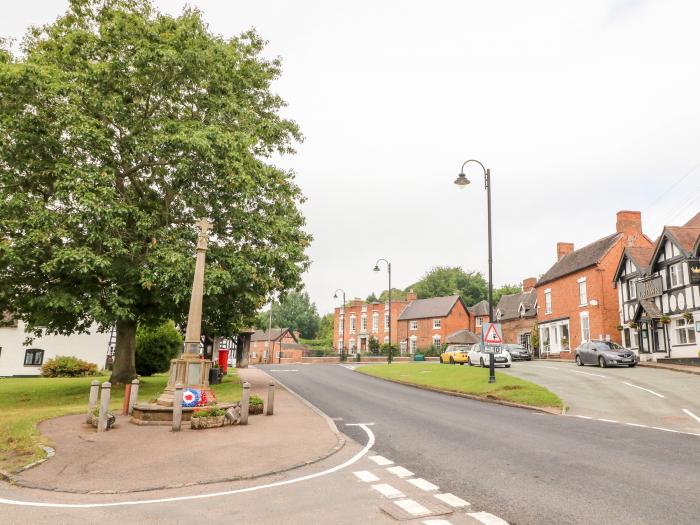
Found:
409,267 -> 488,305
256,291 -> 320,339
0,0 -> 310,383
492,283 -> 522,306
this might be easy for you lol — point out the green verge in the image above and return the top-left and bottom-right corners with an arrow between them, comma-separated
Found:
356,363 -> 562,409
0,372 -> 242,473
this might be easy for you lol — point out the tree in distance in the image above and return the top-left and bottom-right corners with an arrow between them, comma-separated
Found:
256,291 -> 320,339
0,0 -> 310,384
409,267 -> 488,306
492,283 -> 523,306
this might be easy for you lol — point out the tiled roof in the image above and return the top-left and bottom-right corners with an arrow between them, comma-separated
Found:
537,233 -> 621,286
445,329 -> 481,345
666,226 -> 700,254
398,295 -> 460,320
496,289 -> 537,321
625,246 -> 655,273
684,211 -> 700,228
251,328 -> 292,342
470,300 -> 490,317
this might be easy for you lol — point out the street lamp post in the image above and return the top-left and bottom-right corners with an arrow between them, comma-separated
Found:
373,259 -> 392,364
454,159 -> 495,383
333,289 -> 346,362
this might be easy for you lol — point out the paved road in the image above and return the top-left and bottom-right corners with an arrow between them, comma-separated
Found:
506,361 -> 700,433
264,363 -> 700,525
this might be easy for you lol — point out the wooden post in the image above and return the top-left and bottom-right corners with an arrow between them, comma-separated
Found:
172,383 -> 183,432
122,383 -> 132,415
266,381 -> 275,416
98,381 -> 111,432
240,381 -> 250,425
128,378 -> 139,415
87,380 -> 100,423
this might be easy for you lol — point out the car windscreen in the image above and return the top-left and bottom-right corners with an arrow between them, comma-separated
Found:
506,345 -> 525,351
594,341 -> 624,351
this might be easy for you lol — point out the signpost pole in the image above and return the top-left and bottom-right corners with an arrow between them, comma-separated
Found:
482,322 -> 503,384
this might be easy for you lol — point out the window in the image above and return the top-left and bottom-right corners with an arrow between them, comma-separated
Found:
372,312 -> 379,333
578,278 -> 587,306
669,264 -> 682,288
338,315 -> 344,335
361,314 -> 367,331
349,339 -> 356,352
623,328 -> 631,348
476,317 -> 482,327
350,315 -> 356,333
338,340 -> 344,351
400,341 -> 407,355
383,336 -> 389,344
24,348 -> 44,366
432,319 -> 441,329
433,335 -> 441,348
409,320 -> 418,331
560,323 -> 570,350
409,337 -> 417,354
675,319 -> 696,345
628,278 -> 637,300
580,312 -> 590,342
545,289 -> 552,314
384,313 -> 389,330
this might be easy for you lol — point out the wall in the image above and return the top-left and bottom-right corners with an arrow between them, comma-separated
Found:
396,300 -> 472,351
0,321 -> 111,376
501,317 -> 537,345
334,300 -> 408,352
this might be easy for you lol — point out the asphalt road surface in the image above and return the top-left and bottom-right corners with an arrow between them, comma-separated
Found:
263,363 -> 700,525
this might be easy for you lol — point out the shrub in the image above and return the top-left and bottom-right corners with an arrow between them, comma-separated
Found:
41,355 -> 97,377
192,406 -> 225,418
249,394 -> 264,406
135,321 -> 183,376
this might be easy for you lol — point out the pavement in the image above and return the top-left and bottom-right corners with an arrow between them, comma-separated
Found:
261,363 -> 700,525
506,360 -> 700,433
638,361 -> 700,375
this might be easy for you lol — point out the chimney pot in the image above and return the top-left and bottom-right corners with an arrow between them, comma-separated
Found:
616,210 -> 642,236
522,277 -> 537,292
557,242 -> 574,261
406,289 -> 417,301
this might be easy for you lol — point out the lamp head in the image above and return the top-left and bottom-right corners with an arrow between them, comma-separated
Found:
454,172 -> 470,189
333,292 -> 338,299
373,265 -> 380,272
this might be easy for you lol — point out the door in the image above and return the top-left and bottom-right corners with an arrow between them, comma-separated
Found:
580,342 -> 594,364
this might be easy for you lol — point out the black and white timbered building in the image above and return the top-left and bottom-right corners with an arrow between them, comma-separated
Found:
614,212 -> 700,361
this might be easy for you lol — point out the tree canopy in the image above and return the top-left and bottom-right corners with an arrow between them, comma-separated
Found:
492,283 -> 522,306
0,0 -> 310,383
409,267 -> 487,306
257,291 -> 320,339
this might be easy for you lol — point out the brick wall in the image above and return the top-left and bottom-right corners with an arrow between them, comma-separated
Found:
501,317 -> 537,345
396,300 -> 472,351
334,300 -> 409,351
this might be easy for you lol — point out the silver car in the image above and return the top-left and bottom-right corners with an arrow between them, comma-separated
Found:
575,340 -> 638,368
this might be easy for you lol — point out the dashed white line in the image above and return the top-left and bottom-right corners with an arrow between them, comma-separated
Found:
407,478 -> 439,491
570,370 -> 606,378
651,427 -> 679,433
597,419 -> 619,423
393,498 -> 432,517
369,455 -> 394,466
371,483 -> 404,499
434,492 -> 470,508
622,382 -> 665,398
529,365 -> 559,370
574,415 -> 593,419
387,466 -> 414,478
423,520 -> 453,525
625,422 -> 649,428
682,408 -> 700,424
353,470 -> 379,483
468,511 -> 510,525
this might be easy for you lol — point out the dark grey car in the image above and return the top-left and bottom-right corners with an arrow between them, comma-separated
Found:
575,340 -> 638,368
503,344 -> 532,361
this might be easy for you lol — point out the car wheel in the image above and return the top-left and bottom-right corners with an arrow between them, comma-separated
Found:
505,364 -> 511,368
629,363 -> 636,368
576,355 -> 584,366
439,356 -> 443,364
467,357 -> 473,366
459,362 -> 464,365
599,356 -> 607,368
480,358 -> 485,367
450,357 -> 455,365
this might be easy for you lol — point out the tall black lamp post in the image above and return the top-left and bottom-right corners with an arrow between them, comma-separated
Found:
333,288 -> 346,362
455,159 -> 496,383
373,259 -> 392,364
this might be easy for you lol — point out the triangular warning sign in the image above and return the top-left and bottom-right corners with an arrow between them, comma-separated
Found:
483,324 -> 502,344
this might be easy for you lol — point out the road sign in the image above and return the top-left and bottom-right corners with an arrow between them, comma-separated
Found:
482,323 -> 503,345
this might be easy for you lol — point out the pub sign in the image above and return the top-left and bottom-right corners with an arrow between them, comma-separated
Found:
689,258 -> 700,285
636,276 -> 663,300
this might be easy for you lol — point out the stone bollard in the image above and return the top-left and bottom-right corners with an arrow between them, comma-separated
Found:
172,383 -> 183,432
98,381 -> 111,432
87,380 -> 100,424
240,381 -> 250,425
127,378 -> 139,415
122,383 -> 132,415
266,381 -> 275,416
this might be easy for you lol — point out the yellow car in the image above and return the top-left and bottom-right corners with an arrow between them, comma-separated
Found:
439,345 -> 470,365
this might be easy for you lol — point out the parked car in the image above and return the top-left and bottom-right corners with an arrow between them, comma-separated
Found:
440,345 -> 470,364
503,344 -> 531,361
574,340 -> 638,368
467,344 -> 512,368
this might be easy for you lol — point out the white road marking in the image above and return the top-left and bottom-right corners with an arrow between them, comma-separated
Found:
341,365 -> 356,370
682,408 -> 700,424
371,483 -> 404,499
574,415 -> 593,419
597,419 -> 619,423
346,422 -> 375,426
393,498 -> 431,517
625,423 -> 649,428
369,455 -> 393,466
0,424 -> 377,509
434,493 -> 470,508
407,478 -> 439,491
570,370 -> 606,378
353,470 -> 379,482
622,382 -> 665,398
423,520 -> 453,525
387,466 -> 414,478
468,511 -> 510,524
529,365 -> 559,370
651,427 -> 679,433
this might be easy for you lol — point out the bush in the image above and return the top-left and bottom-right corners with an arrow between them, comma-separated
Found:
192,406 -> 225,418
250,394 -> 264,406
41,355 -> 97,377
135,321 -> 183,376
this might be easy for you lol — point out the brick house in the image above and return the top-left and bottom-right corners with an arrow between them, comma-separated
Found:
614,211 -> 700,361
333,297 -> 408,354
249,328 -> 305,364
468,300 -> 491,335
495,278 -> 537,349
535,211 -> 654,359
396,293 -> 473,354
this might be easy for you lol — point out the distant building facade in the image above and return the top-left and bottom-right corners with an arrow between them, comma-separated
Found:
249,328 -> 306,364
333,297 -> 408,354
495,278 -> 537,349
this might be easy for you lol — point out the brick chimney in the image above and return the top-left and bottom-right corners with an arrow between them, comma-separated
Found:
616,210 -> 642,236
351,298 -> 363,307
406,289 -> 417,302
557,242 -> 574,261
522,277 -> 536,292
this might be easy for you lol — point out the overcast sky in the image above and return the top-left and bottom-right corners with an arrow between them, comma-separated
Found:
4,1 -> 700,315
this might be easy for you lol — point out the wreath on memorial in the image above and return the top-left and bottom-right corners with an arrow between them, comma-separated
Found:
198,389 -> 218,407
182,389 -> 201,407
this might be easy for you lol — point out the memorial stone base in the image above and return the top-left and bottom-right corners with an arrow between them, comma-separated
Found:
156,356 -> 213,407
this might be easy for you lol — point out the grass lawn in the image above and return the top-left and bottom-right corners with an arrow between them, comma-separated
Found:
0,372 -> 242,473
356,363 -> 562,410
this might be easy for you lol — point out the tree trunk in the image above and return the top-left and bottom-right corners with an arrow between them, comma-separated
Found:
110,319 -> 138,385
